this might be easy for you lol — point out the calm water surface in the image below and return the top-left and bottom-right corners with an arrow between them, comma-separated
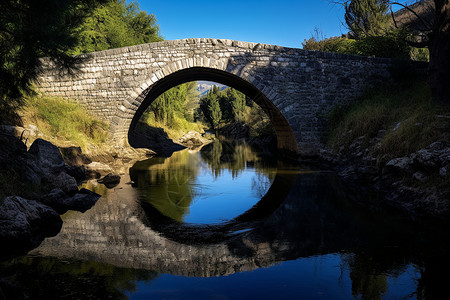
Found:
1,139 -> 449,299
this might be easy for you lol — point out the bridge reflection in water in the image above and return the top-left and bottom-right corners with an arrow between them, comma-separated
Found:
8,141 -> 447,299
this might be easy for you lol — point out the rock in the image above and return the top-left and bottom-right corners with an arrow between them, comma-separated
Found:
52,172 -> 79,195
440,165 -> 449,177
429,141 -> 444,151
415,149 -> 438,169
65,188 -> 101,212
38,188 -> 68,214
384,157 -> 413,175
64,165 -> 86,182
39,188 -> 100,214
178,131 -> 210,148
0,196 -> 62,258
28,138 -> 65,175
85,162 -> 114,178
439,148 -> 450,165
98,173 -> 121,188
412,172 -> 427,183
393,122 -> 402,131
59,146 -> 92,166
0,133 -> 27,155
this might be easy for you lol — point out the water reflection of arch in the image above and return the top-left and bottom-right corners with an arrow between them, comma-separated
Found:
138,169 -> 298,244
31,170 -> 425,280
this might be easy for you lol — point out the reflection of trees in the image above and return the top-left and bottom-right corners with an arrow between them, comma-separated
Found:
200,139 -> 223,177
200,138 -> 275,179
342,253 -> 388,300
251,173 -> 272,198
0,256 -> 157,299
130,151 -> 200,222
130,139 -> 277,222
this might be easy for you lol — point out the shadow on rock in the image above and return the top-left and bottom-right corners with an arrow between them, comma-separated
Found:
128,122 -> 185,157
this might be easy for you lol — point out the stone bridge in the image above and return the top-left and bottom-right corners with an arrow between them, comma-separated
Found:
37,38 -> 395,154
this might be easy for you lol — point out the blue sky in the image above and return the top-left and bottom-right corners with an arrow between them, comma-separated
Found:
138,0 -> 412,49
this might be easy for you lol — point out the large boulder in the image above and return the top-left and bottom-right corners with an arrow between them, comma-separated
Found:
0,196 -> 62,259
28,139 -> 65,175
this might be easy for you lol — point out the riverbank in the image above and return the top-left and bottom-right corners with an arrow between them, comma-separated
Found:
319,78 -> 450,222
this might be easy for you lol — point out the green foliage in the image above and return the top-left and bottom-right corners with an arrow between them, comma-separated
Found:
69,0 -> 162,55
344,0 -> 390,38
410,47 -> 430,62
141,82 -> 203,139
0,0 -> 107,121
327,79 -> 450,159
199,85 -> 248,128
352,28 -> 411,59
302,36 -> 356,54
303,28 -> 412,59
23,95 -> 109,148
146,82 -> 198,125
208,93 -> 222,130
228,88 -> 246,122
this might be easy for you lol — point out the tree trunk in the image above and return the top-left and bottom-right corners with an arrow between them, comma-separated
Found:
428,0 -> 450,105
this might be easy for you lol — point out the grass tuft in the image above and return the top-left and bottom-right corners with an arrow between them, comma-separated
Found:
22,95 -> 109,149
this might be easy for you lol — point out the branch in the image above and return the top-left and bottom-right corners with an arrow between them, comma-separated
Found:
390,7 -> 399,29
391,1 -> 434,31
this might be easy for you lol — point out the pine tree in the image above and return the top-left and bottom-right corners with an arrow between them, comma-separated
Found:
344,0 -> 390,38
228,88 -> 246,123
208,93 -> 222,131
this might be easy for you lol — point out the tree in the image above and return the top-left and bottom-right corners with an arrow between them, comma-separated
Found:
344,0 -> 391,38
391,0 -> 450,105
337,0 -> 450,104
208,92 -> 222,131
228,88 -> 246,122
148,82 -> 197,126
70,0 -> 162,55
0,0 -> 107,123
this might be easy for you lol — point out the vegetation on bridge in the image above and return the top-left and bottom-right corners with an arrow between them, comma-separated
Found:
303,0 -> 450,105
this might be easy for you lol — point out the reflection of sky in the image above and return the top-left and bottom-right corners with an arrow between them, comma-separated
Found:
128,254 -> 420,300
184,164 -> 271,224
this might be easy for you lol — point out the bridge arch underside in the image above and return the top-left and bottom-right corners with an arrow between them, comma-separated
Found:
127,67 -> 299,154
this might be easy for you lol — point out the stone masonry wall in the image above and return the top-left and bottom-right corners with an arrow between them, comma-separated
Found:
37,38 -> 393,153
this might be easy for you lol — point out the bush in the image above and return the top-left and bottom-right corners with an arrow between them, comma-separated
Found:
302,36 -> 356,54
353,28 -> 411,59
302,28 -> 415,60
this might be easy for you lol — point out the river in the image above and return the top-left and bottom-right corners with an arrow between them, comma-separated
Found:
1,139 -> 449,299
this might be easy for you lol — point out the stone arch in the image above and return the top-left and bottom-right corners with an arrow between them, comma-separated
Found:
116,66 -> 299,153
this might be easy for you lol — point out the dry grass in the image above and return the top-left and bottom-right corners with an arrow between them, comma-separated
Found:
22,95 -> 109,149
327,79 -> 450,157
